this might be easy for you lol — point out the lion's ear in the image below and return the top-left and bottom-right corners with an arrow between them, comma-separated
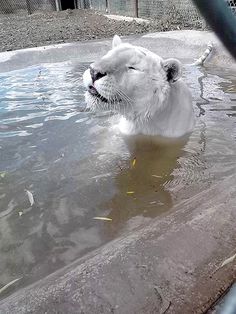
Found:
163,58 -> 182,83
112,35 -> 122,49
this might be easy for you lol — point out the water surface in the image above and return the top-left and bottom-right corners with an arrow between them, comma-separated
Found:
0,60 -> 235,296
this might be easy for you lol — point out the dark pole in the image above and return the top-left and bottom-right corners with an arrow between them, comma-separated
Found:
26,0 -> 32,14
192,0 -> 236,59
134,0 -> 138,17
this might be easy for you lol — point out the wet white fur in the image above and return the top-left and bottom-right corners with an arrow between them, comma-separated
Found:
83,35 -> 195,138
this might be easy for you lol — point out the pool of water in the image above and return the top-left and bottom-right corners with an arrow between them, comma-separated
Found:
0,60 -> 236,296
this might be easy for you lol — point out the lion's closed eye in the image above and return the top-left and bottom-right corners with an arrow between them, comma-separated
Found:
128,66 -> 142,72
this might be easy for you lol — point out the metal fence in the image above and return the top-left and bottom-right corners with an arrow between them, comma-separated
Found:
0,0 -> 55,14
0,0 -> 82,14
0,0 -> 235,19
90,0 -> 236,19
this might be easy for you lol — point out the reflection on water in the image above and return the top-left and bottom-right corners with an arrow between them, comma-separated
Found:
0,60 -> 236,297
102,136 -> 186,237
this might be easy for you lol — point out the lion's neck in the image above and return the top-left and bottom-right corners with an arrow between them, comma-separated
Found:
118,80 -> 195,138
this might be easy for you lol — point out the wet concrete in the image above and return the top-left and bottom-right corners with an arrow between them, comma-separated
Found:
0,31 -> 236,313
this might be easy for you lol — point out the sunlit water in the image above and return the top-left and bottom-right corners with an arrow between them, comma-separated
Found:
0,60 -> 236,296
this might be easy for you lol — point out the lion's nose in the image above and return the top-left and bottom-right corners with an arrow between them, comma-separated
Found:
90,67 -> 107,83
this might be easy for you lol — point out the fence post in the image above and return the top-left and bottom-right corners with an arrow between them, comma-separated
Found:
134,0 -> 138,17
55,0 -> 61,11
26,0 -> 32,14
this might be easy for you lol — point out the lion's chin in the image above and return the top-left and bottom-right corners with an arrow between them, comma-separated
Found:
88,87 -> 109,103
85,91 -> 123,112
85,91 -> 111,111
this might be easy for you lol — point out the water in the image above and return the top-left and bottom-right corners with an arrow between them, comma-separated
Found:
0,60 -> 236,296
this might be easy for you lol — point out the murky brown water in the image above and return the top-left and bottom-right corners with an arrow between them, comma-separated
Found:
0,60 -> 235,297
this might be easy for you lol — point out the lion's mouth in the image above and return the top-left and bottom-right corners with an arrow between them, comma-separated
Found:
88,86 -> 108,103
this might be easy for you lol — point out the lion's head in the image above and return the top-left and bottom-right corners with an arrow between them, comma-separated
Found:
83,35 -> 194,137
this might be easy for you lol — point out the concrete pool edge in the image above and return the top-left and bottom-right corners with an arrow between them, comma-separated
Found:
0,174 -> 236,313
0,30 -> 235,73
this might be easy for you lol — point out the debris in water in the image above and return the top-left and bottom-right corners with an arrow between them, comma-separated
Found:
18,211 -> 23,217
152,175 -> 162,178
25,189 -> 35,206
150,201 -> 157,205
220,253 -> 236,268
127,191 -> 135,195
93,217 -> 112,221
0,277 -> 22,295
0,172 -> 6,179
132,157 -> 136,167
213,252 -> 236,274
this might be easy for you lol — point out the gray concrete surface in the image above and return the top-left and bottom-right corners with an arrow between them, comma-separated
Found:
0,30 -> 235,74
0,31 -> 235,313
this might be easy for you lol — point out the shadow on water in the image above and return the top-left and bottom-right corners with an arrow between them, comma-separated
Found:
0,60 -> 236,297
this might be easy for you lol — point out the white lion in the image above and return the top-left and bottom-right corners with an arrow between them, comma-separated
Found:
83,35 -> 195,138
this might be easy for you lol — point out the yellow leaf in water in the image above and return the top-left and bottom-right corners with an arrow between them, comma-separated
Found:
127,191 -> 135,194
132,157 -> 136,167
93,217 -> 112,221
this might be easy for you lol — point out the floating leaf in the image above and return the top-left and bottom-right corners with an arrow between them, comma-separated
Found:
220,253 -> 236,268
0,277 -> 22,295
0,172 -> 6,179
25,189 -> 35,206
131,157 -> 136,167
127,191 -> 135,195
18,211 -> 23,217
93,217 -> 112,221
152,175 -> 162,178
